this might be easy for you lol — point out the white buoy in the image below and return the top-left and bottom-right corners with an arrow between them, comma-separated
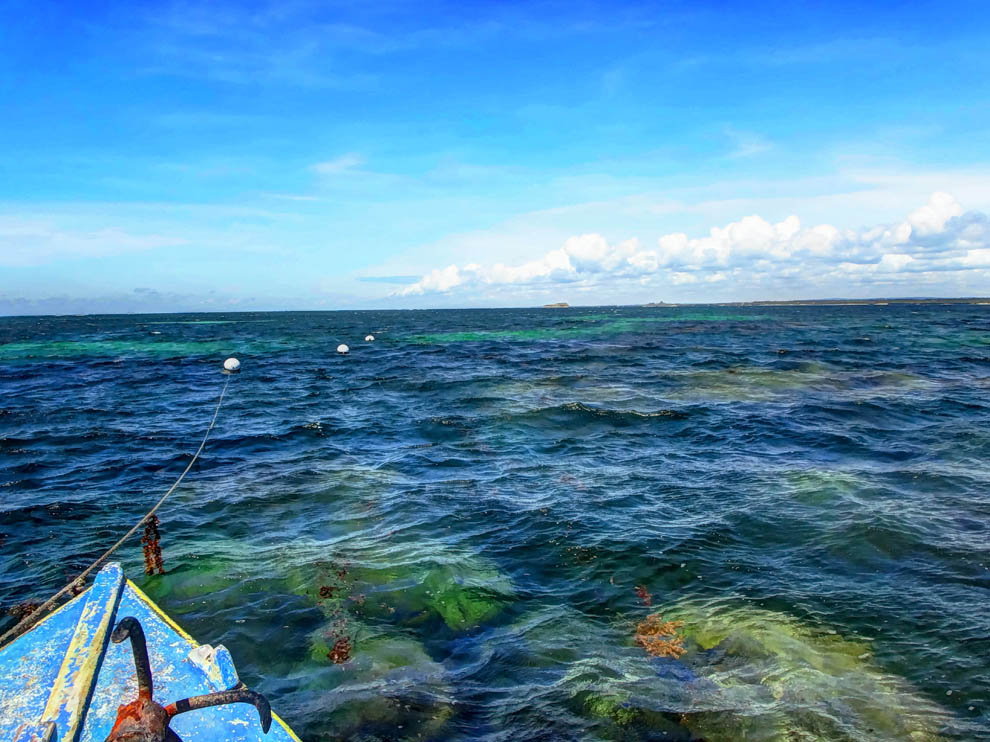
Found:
337,344 -> 349,354
365,334 -> 375,342
223,357 -> 241,373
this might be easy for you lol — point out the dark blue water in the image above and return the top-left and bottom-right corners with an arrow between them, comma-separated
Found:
1,306 -> 988,741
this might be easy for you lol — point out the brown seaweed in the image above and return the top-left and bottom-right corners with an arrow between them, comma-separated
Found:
635,613 -> 686,658
141,515 -> 165,576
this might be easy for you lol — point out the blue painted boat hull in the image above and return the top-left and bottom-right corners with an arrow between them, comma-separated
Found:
0,563 -> 299,742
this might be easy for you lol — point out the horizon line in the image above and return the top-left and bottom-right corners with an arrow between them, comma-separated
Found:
2,295 -> 990,319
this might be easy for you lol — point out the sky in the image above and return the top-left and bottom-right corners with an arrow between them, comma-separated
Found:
1,0 -> 989,314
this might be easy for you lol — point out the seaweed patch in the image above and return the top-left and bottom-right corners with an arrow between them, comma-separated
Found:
634,613 -> 686,658
634,585 -> 652,607
327,636 -> 352,664
141,515 -> 165,576
315,558 -> 356,664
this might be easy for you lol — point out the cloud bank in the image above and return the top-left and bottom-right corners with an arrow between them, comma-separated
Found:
396,193 -> 989,298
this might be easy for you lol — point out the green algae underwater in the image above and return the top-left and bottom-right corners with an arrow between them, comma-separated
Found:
1,305 -> 989,741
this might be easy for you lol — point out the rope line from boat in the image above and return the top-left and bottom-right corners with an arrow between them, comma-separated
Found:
0,373 -> 233,648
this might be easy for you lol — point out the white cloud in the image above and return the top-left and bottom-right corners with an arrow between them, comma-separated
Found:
959,247 -> 990,267
877,253 -> 915,272
311,153 -> 364,175
396,193 -> 989,297
0,217 -> 187,267
906,191 -> 963,235
724,127 -> 773,159
410,264 -> 464,292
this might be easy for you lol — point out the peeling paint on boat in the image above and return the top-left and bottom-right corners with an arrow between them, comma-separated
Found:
0,563 -> 300,742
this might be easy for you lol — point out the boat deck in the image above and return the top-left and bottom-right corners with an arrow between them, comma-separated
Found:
0,563 -> 298,742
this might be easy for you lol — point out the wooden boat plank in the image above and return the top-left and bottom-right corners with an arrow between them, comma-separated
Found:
0,594 -> 88,739
41,563 -> 125,741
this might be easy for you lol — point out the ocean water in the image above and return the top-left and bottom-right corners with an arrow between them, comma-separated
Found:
1,305 -> 988,741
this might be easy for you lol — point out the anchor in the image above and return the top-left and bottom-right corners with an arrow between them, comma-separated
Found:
104,617 -> 272,742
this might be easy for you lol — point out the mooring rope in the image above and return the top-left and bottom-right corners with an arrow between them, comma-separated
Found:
0,374 -> 232,648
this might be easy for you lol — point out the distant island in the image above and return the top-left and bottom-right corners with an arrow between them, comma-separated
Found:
641,297 -> 990,307
714,297 -> 990,306
543,302 -> 570,308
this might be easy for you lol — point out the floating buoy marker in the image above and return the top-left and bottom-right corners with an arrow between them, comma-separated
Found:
337,344 -> 349,354
365,334 -> 375,342
223,357 -> 241,373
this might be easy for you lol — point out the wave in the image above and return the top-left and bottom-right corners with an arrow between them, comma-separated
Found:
515,401 -> 688,425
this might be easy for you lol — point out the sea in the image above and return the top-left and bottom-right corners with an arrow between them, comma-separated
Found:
0,305 -> 988,741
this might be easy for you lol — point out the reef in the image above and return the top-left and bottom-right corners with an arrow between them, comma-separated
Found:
485,601 -> 949,741
323,547 -> 514,633
663,601 -> 949,741
301,624 -> 454,739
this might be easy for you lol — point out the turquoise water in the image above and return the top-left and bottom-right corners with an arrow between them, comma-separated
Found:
0,306 -> 988,740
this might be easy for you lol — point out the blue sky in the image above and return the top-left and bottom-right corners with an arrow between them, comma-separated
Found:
2,0 -> 989,313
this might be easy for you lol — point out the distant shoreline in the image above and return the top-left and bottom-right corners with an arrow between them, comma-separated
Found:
644,297 -> 990,307
2,297 -> 990,319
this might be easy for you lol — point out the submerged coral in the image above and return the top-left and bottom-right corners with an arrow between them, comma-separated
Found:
492,602 -> 949,741
300,624 -> 454,738
579,692 -> 640,726
420,565 -> 506,630
343,550 -> 514,632
663,601 -> 949,741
